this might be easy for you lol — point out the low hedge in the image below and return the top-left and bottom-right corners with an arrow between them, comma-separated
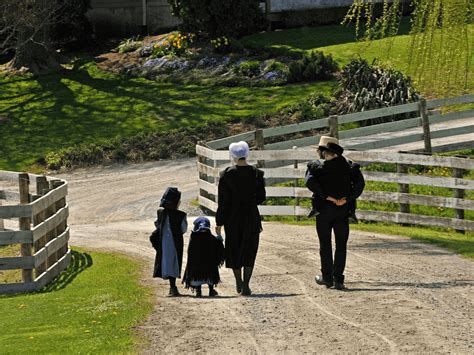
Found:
43,94 -> 331,170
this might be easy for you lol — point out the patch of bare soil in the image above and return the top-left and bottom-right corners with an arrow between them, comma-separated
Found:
95,34 -> 168,73
58,159 -> 474,354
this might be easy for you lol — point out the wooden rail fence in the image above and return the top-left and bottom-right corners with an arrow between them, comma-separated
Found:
197,94 -> 474,231
206,94 -> 474,153
196,146 -> 473,231
0,171 -> 70,294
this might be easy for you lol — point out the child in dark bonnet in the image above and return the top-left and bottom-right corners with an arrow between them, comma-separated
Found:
183,217 -> 225,297
150,187 -> 187,296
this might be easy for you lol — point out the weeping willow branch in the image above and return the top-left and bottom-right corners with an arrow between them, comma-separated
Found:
343,0 -> 472,95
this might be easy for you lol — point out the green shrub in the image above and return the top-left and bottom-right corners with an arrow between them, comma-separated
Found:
333,58 -> 420,125
288,51 -> 338,83
280,93 -> 330,121
264,60 -> 288,74
117,37 -> 142,53
236,60 -> 260,77
168,0 -> 264,38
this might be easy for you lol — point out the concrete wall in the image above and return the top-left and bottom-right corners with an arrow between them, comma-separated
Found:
269,0 -> 357,12
87,0 -> 394,37
87,0 -> 180,37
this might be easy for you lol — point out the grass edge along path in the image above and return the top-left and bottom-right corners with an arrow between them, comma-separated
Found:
0,248 -> 153,354
264,216 -> 473,261
351,223 -> 474,260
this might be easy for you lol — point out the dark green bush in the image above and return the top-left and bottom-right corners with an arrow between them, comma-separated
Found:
288,51 -> 338,83
280,93 -> 330,121
333,58 -> 420,125
168,0 -> 264,38
236,60 -> 260,77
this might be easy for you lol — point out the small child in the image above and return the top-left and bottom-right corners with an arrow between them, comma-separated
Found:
183,217 -> 225,297
150,187 -> 187,297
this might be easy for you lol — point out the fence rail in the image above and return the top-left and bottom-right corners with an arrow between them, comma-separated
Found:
196,94 -> 474,231
0,171 -> 70,294
206,94 -> 474,153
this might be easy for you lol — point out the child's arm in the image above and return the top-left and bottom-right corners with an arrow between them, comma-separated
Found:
256,169 -> 266,205
181,218 -> 188,234
305,161 -> 326,200
347,162 -> 365,202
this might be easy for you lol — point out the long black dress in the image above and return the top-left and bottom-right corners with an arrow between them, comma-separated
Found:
216,165 -> 266,268
183,231 -> 225,289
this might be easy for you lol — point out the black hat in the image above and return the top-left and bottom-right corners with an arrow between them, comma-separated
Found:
326,142 -> 344,156
160,187 -> 181,209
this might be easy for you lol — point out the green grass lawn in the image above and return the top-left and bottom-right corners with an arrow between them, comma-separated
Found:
0,62 -> 334,171
242,21 -> 474,91
0,248 -> 153,353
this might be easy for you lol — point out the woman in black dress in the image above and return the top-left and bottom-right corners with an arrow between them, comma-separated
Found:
216,141 -> 266,296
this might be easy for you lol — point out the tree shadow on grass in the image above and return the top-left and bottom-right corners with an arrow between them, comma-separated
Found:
40,250 -> 93,293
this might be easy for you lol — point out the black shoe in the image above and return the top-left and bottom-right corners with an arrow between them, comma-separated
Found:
241,284 -> 252,296
334,281 -> 347,290
315,275 -> 334,288
195,287 -> 202,298
168,286 -> 180,297
236,280 -> 243,294
209,288 -> 218,297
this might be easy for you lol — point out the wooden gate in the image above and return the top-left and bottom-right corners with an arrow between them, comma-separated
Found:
0,171 -> 70,294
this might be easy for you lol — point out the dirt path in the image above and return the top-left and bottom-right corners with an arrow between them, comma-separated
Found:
57,159 -> 473,354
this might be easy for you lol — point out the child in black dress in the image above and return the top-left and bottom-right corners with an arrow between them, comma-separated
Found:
183,217 -> 225,297
150,187 -> 187,297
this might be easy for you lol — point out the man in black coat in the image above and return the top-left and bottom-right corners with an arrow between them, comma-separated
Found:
305,136 -> 365,290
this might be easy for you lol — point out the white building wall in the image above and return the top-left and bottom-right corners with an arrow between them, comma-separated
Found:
270,0 -> 357,12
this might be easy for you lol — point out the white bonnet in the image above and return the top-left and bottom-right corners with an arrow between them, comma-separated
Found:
229,141 -> 250,159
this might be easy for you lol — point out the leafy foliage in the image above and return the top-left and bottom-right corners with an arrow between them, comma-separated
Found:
235,60 -> 260,77
51,0 -> 92,48
288,51 -> 339,83
333,58 -> 419,124
343,0 -> 471,94
117,37 -> 142,53
168,0 -> 263,38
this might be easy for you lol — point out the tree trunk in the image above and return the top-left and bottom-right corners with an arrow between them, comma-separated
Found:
10,40 -> 60,74
8,0 -> 61,74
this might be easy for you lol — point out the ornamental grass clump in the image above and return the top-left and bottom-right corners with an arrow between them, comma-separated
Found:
333,58 -> 419,125
117,37 -> 142,53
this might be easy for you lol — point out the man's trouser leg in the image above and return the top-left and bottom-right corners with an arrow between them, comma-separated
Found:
316,214 -> 334,282
333,209 -> 349,283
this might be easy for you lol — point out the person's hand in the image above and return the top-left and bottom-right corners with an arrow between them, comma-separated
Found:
215,225 -> 222,236
326,196 -> 338,204
336,198 -> 347,206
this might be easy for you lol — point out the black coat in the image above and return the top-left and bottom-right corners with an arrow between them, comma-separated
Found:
183,231 -> 225,288
305,156 -> 365,212
216,165 -> 266,268
149,208 -> 187,278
